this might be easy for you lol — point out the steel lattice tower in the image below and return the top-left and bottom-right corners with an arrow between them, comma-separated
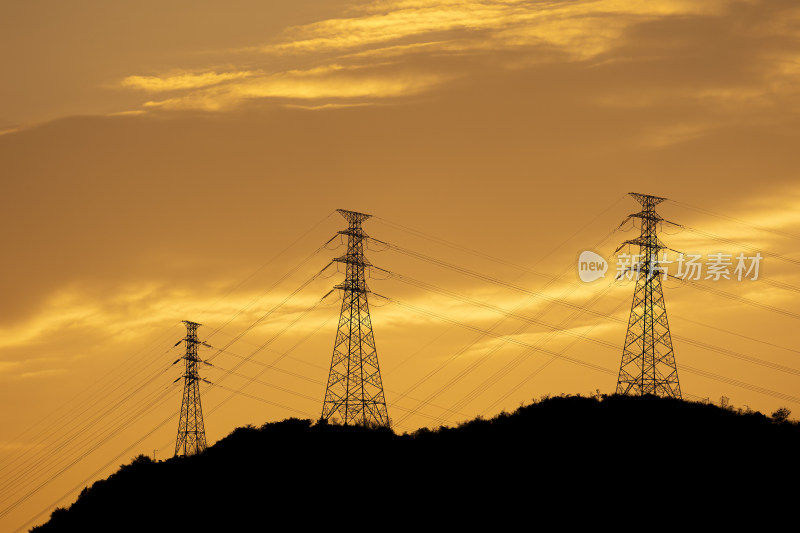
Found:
321,209 -> 390,427
615,193 -> 681,398
175,320 -> 208,456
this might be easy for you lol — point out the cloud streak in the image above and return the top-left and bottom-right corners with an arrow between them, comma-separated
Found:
121,70 -> 261,92
138,64 -> 450,110
268,0 -> 724,55
117,0 -> 800,115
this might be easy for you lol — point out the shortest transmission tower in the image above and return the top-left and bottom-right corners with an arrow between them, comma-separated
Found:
615,193 -> 681,398
174,320 -> 208,456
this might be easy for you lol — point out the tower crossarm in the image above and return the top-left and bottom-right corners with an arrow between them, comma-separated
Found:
336,209 -> 372,225
333,255 -> 372,267
338,228 -> 369,240
615,236 -> 668,253
334,280 -> 370,293
628,192 -> 667,205
618,211 -> 681,227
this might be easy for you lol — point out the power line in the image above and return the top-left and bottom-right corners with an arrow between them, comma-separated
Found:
671,200 -> 800,241
1,238 -> 338,530
1,215 -> 341,522
375,294 -> 800,410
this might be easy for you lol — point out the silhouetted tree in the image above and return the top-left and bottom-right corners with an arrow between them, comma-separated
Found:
771,407 -> 791,424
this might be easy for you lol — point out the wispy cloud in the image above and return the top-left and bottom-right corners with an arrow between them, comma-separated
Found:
140,64 -> 450,111
121,70 -> 260,92
16,368 -> 69,380
106,110 -> 147,117
265,0 -> 727,57
116,0 -> 800,123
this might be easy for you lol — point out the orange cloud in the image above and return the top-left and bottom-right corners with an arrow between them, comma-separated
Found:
142,64 -> 450,111
267,0 -> 726,57
122,70 -> 260,92
120,0 -> 782,114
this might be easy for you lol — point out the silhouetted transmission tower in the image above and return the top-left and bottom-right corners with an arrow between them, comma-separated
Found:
321,209 -> 390,427
174,320 -> 208,456
615,193 -> 681,398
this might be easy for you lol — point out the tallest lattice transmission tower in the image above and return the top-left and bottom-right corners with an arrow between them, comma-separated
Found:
615,193 -> 682,398
321,209 -> 390,427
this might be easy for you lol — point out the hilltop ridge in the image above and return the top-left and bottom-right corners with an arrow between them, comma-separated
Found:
33,394 -> 800,531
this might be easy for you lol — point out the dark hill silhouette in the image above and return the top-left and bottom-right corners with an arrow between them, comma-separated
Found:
32,394 -> 800,531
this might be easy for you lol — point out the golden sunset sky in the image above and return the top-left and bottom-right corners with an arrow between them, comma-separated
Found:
2,0 -> 800,530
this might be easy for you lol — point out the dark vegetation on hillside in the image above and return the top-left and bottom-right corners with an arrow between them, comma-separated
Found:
33,394 -> 800,531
